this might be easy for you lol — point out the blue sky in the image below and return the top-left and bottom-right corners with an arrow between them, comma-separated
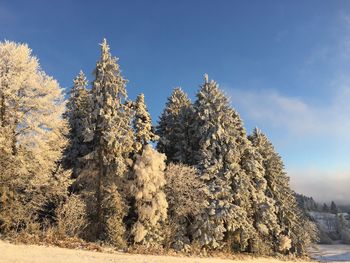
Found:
1,0 -> 350,203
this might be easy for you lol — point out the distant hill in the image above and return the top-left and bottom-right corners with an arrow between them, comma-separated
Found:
295,193 -> 350,244
295,193 -> 318,211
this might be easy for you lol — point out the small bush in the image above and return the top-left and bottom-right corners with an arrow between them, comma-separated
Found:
56,195 -> 87,238
278,235 -> 292,252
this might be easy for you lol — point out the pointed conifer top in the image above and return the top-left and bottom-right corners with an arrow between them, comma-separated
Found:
73,70 -> 88,90
99,38 -> 110,58
253,127 -> 262,136
136,93 -> 145,103
204,73 -> 209,84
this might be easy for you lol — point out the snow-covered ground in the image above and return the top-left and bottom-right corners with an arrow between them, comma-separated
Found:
310,244 -> 350,262
308,211 -> 338,233
3,240 -> 350,263
0,240 -> 311,263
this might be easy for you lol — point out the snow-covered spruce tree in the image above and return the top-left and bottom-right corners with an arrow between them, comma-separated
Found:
0,40 -> 68,235
132,93 -> 158,155
248,128 -> 318,255
126,93 -> 158,236
190,75 -> 255,251
131,144 -> 168,245
156,88 -> 194,164
63,70 -> 90,178
240,143 -> 281,254
80,39 -> 133,247
164,163 -> 208,251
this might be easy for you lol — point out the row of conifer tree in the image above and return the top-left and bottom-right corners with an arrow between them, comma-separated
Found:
0,39 -> 318,256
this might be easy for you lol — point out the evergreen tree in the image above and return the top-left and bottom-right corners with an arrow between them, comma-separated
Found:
131,144 -> 168,245
157,88 -> 194,164
249,128 -> 317,254
336,214 -> 350,244
63,71 -> 90,178
240,143 -> 281,254
132,93 -> 158,155
330,201 -> 338,214
81,39 -> 134,246
191,75 -> 254,250
323,203 -> 329,212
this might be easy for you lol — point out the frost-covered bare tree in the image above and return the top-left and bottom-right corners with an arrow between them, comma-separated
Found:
164,163 -> 208,251
63,70 -> 90,178
0,40 -> 66,174
157,88 -> 194,164
0,40 -> 68,236
248,128 -> 318,254
132,93 -> 158,155
131,145 -> 168,245
79,39 -> 134,247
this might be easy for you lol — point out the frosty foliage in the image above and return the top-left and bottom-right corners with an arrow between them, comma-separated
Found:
132,93 -> 158,155
164,163 -> 208,251
0,40 -> 67,176
249,128 -> 318,254
190,75 -> 255,251
0,40 -> 68,237
240,144 -> 281,254
131,144 -> 168,245
63,71 -> 90,178
56,194 -> 87,238
278,235 -> 292,252
336,214 -> 350,244
0,39 -> 318,257
157,88 -> 194,164
78,39 -> 133,247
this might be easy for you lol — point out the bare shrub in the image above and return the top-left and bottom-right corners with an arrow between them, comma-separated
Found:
164,163 -> 208,251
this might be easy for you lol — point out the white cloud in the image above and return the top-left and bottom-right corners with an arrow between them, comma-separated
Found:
225,82 -> 350,203
227,79 -> 350,139
289,168 -> 350,204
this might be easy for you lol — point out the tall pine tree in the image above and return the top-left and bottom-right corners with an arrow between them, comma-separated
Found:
240,143 -> 281,254
64,70 -> 90,178
81,39 -> 134,247
157,88 -> 194,164
248,128 -> 317,254
191,75 -> 254,251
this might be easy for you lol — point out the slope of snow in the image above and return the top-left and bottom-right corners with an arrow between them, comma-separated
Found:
308,211 -> 337,232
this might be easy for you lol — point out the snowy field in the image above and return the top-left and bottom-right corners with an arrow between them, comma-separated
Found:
309,244 -> 350,262
4,240 -> 350,263
0,240 -> 322,263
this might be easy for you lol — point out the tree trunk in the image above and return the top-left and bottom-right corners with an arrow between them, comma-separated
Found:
96,147 -> 103,240
0,94 -> 5,127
